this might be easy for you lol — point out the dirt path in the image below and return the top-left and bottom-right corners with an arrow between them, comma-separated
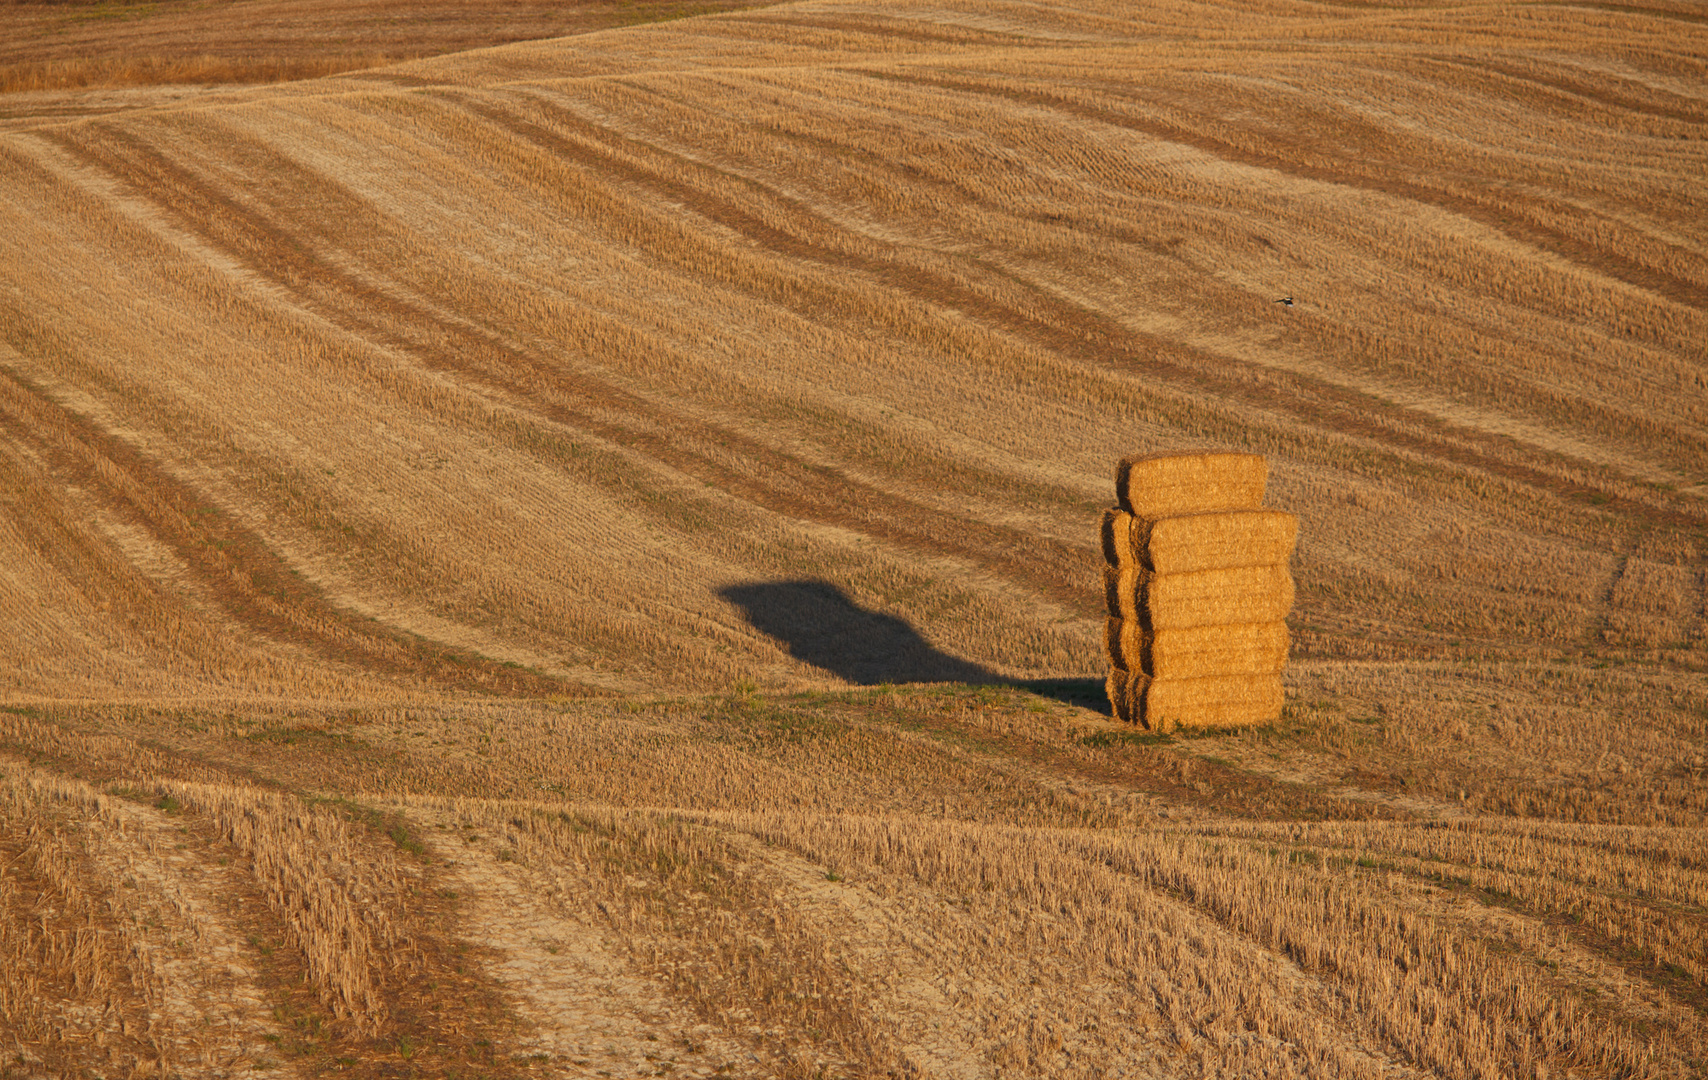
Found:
86,796 -> 291,1079
418,813 -> 755,1078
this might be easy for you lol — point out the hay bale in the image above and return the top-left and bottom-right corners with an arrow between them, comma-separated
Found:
1104,617 -> 1138,671
1105,666 -> 1142,723
1105,563 -> 1294,626
1103,564 -> 1142,620
1106,620 -> 1289,677
1100,508 -> 1141,568
1143,564 -> 1295,629
1126,672 -> 1286,731
1102,508 -> 1146,572
1101,451 -> 1295,730
1116,452 -> 1267,518
1152,622 -> 1290,677
1145,510 -> 1297,574
1104,508 -> 1297,573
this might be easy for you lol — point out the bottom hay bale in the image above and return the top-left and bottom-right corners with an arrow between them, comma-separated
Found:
1106,669 -> 1284,731
1106,667 -> 1144,724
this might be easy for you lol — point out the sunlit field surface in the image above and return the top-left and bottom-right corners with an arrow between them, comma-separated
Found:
1,0 -> 1704,1075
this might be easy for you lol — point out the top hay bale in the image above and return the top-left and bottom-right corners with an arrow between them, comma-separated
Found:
1116,452 -> 1267,518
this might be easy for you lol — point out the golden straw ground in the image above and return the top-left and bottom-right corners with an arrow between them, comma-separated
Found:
0,0 -> 1705,1073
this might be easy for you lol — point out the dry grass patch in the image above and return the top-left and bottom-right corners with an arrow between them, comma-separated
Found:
2,675 -> 1705,1075
0,0 -> 775,92
0,53 -> 415,94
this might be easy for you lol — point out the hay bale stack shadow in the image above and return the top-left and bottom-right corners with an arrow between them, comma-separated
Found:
721,581 -> 1112,713
720,580 -> 1000,686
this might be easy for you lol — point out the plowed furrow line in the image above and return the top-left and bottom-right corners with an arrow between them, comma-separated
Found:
92,97 -> 1708,556
887,66 -> 1708,309
713,12 -> 1020,49
0,816 -> 152,1073
0,433 -> 180,631
0,364 -> 584,696
43,116 -> 1102,606
1459,55 -> 1708,125
1577,2 -> 1708,27
824,72 -> 1708,502
463,87 -> 1133,365
489,79 -> 1708,518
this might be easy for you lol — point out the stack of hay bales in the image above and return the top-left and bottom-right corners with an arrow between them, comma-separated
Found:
1102,452 -> 1297,731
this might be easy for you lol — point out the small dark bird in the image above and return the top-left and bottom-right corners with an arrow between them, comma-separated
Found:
1275,296 -> 1294,307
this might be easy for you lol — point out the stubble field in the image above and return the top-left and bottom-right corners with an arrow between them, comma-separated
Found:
0,0 -> 1704,1076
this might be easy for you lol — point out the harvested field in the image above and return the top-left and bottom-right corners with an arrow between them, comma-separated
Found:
1,0 -> 1705,1074
0,0 -> 774,90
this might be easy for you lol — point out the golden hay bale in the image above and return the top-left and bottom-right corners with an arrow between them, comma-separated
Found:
1105,563 -> 1293,624
1152,622 -> 1290,677
1143,564 -> 1295,629
1148,673 -> 1285,730
1123,672 -> 1285,732
1100,507 -> 1140,568
1103,564 -> 1142,620
1103,452 -> 1292,731
1145,510 -> 1297,574
1105,666 -> 1142,724
1104,617 -> 1136,671
1106,620 -> 1289,678
1103,508 -> 1298,573
1116,452 -> 1267,518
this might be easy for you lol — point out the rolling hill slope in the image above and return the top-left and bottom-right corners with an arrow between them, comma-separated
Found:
3,0 -> 1706,701
1,0 -> 1705,1076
